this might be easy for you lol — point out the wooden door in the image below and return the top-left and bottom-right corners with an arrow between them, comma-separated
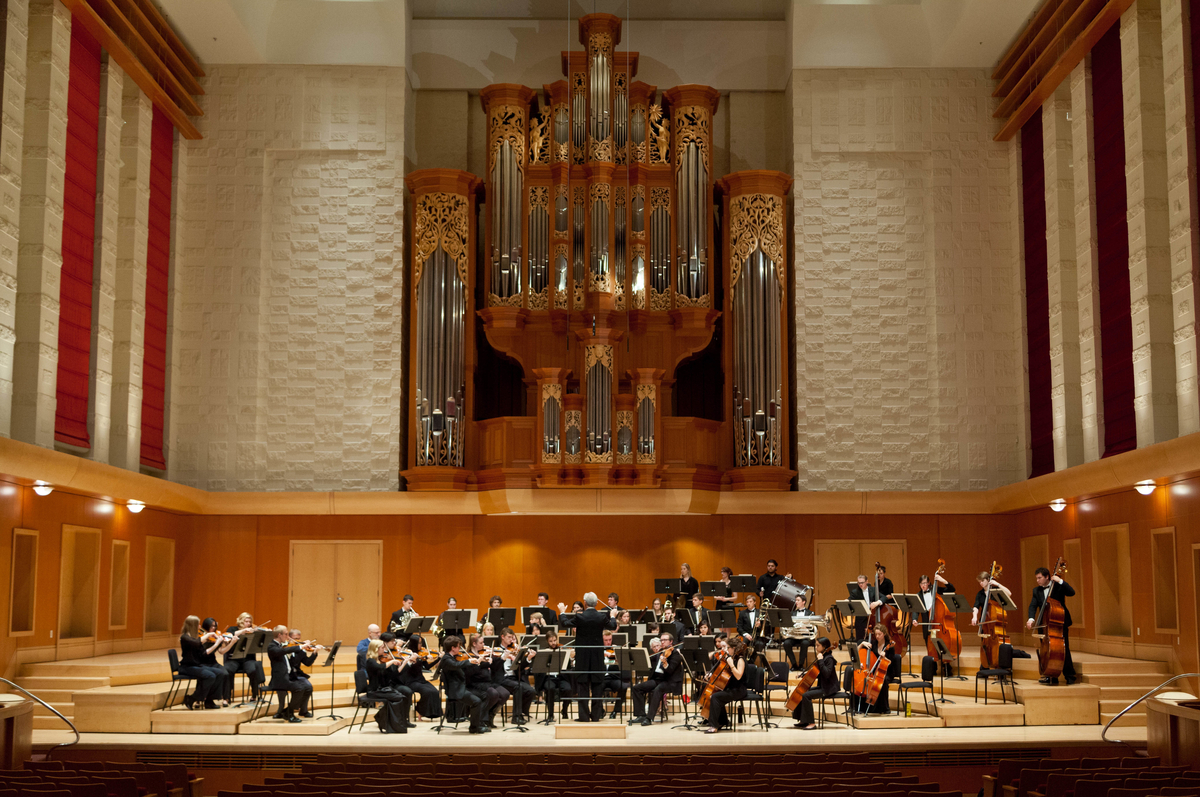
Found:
859,541 -> 906,591
814,540 -> 907,612
290,543 -> 338,642
289,541 -> 381,645
332,542 -> 382,644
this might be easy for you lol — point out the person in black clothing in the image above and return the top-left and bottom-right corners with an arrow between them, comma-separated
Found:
632,631 -> 683,725
970,571 -> 1014,646
558,592 -> 619,721
198,617 -> 234,707
755,559 -> 793,603
400,634 -> 443,719
388,594 -> 417,640
781,594 -> 819,670
439,635 -> 487,734
1026,566 -> 1078,685
714,567 -> 738,610
918,573 -> 956,677
705,635 -> 749,733
533,593 -> 559,627
850,574 -> 878,642
793,636 -> 838,729
495,628 -> 536,724
285,628 -> 326,717
660,607 -> 687,642
363,639 -> 410,733
223,612 -> 266,702
679,563 -> 700,603
178,615 -> 228,710
534,630 -> 574,721
606,593 -> 623,612
465,633 -> 506,728
438,597 -> 460,642
737,593 -> 771,647
599,629 -> 628,719
851,626 -> 900,715
687,593 -> 710,631
266,625 -> 312,722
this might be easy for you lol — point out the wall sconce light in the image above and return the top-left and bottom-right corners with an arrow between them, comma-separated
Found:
1049,498 -> 1066,512
1134,480 -> 1156,496
32,481 -> 53,497
126,500 -> 145,514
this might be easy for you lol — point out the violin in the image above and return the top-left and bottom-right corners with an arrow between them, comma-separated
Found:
1033,557 -> 1069,679
200,630 -> 233,645
284,639 -> 326,654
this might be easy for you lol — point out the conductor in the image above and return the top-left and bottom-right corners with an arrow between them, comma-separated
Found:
558,592 -> 618,722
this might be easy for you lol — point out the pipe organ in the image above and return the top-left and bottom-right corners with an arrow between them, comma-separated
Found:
404,14 -> 794,493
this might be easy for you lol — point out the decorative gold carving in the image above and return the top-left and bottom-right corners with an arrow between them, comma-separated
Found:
529,185 -> 549,209
554,244 -> 569,309
590,271 -> 611,294
675,292 -> 711,309
413,192 -> 471,289
649,104 -> 670,164
650,288 -> 670,312
636,384 -> 656,403
585,449 -> 613,464
564,409 -> 582,464
615,283 -> 625,310
585,344 -> 613,371
650,187 -> 671,210
529,288 -> 549,311
488,104 -> 526,175
673,105 -> 711,171
530,115 -> 549,164
729,193 -> 786,289
574,280 -> 585,309
615,410 -> 633,464
590,183 -> 611,205
589,136 -> 613,162
615,186 -> 626,204
589,31 -> 613,56
489,292 -> 524,308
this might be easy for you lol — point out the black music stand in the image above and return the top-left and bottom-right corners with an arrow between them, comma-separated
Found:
709,609 -> 737,630
670,651 -> 698,730
730,575 -> 757,594
319,641 -> 343,719
653,578 -> 677,596
229,630 -> 270,708
440,610 -> 472,640
929,636 -> 956,704
620,648 -> 652,726
610,633 -> 628,647
530,649 -> 570,725
486,607 -> 518,630
891,594 -> 927,678
700,581 -> 725,597
403,616 -> 435,640
835,599 -> 869,650
632,609 -> 656,623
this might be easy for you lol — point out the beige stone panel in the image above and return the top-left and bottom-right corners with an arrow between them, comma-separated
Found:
1161,0 -> 1200,435
413,90 -> 468,171
1043,83 -> 1084,469
1122,0 -> 1179,446
88,55 -> 124,465
1072,59 -> 1105,462
13,0 -> 69,447
1011,132 -> 1031,481
728,91 -> 786,173
0,0 -> 30,437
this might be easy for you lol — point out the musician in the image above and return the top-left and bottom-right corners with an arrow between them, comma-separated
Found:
737,594 -> 771,647
465,633 -> 506,729
756,559 -> 793,602
714,567 -> 738,609
496,627 -> 536,724
689,593 -> 711,631
267,625 -> 313,722
918,573 -> 955,677
793,636 -> 838,730
534,630 -> 574,722
600,629 -> 629,719
850,575 -> 879,641
438,597 -> 461,641
439,635 -> 487,734
364,639 -> 411,733
480,621 -> 496,638
1026,567 -> 1077,685
782,594 -> 819,671
616,609 -> 633,628
223,612 -> 266,702
534,592 -> 559,626
286,628 -> 322,717
853,626 -> 899,715
356,623 -> 382,671
606,593 -> 623,612
875,564 -> 895,599
704,635 -> 749,733
650,598 -> 663,620
198,618 -> 235,707
477,596 -> 503,633
632,631 -> 683,725
570,600 -> 585,614
970,572 -> 1013,628
527,612 -> 549,635
399,634 -> 443,719
695,620 -> 712,637
660,607 -> 687,642
178,616 -> 228,710
679,563 -> 700,603
557,592 -> 618,722
389,594 -> 418,638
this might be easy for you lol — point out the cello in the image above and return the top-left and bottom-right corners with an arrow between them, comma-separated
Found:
925,559 -> 962,662
697,649 -> 731,720
851,630 -> 890,712
1033,557 -> 1068,679
785,663 -> 820,712
978,561 -> 1009,669
866,562 -> 907,657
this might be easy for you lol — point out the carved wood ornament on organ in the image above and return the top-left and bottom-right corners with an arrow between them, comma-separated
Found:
403,14 -> 794,493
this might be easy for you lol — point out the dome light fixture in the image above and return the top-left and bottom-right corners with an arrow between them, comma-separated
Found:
1134,480 -> 1156,496
1049,498 -> 1066,512
126,499 -> 145,514
32,481 -> 53,497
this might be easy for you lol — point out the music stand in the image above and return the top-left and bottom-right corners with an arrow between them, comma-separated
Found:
617,624 -> 643,644
670,652 -> 698,730
439,610 -> 473,639
929,636 -> 956,704
765,607 -> 791,628
521,606 -> 557,626
619,648 -> 652,726
318,641 -> 343,719
403,616 -> 435,641
486,607 -> 518,630
709,609 -> 737,630
835,599 -> 869,648
700,581 -> 725,597
530,649 -> 569,725
610,633 -> 628,647
653,578 -> 677,595
891,594 -> 928,678
632,609 -> 656,623
731,575 -> 757,593
941,593 -> 973,681
230,630 -> 270,708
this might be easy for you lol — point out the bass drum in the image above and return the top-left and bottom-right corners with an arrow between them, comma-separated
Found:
769,577 -> 809,610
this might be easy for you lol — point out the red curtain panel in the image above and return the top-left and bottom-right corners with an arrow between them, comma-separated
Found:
1021,108 -> 1053,477
1091,23 -> 1136,458
54,21 -> 102,449
140,106 -> 172,470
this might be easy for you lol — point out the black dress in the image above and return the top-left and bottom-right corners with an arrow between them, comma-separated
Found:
707,654 -> 748,729
364,658 -> 409,733
178,635 -> 227,706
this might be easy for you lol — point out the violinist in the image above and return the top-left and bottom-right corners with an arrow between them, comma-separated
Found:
356,623 -> 381,671
600,629 -> 628,719
399,634 -> 443,719
224,612 -> 267,702
714,567 -> 738,610
377,634 -> 417,728
853,626 -> 899,715
527,612 -> 549,635
266,625 -> 313,722
534,630 -> 574,722
439,635 -> 487,734
480,621 -> 496,638
679,563 -> 700,603
918,573 -> 955,677
465,633 -> 506,728
364,638 -> 410,733
793,636 -> 837,730
632,631 -> 683,725
286,628 -> 325,717
178,616 -> 228,710
496,628 -> 536,724
704,634 -> 749,733
199,618 -> 234,707
849,575 -> 879,641
1026,567 -> 1077,685
782,593 -> 819,671
737,594 -> 772,649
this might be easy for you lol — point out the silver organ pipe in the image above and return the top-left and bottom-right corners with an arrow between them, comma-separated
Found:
572,79 -> 586,161
490,140 -> 522,300
529,200 -> 549,294
573,192 -> 585,286
632,194 -> 644,234
543,396 -> 560,457
556,251 -> 568,295
614,195 -> 626,294
631,107 -> 645,153
589,47 -> 610,143
632,252 -> 645,307
590,198 -> 609,280
650,205 -> 671,295
554,106 -> 570,155
733,247 -> 782,467
676,141 -> 707,301
637,395 -> 654,458
614,82 -> 627,158
586,360 -> 612,457
416,247 -> 465,467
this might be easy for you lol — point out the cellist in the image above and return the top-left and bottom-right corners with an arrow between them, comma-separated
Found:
918,572 -> 955,676
793,636 -> 837,730
1026,567 -> 1077,685
704,635 -> 750,734
851,626 -> 899,714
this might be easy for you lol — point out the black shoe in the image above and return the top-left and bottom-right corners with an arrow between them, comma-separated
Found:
1065,676 -> 1077,685
272,712 -> 288,719
638,717 -> 652,726
286,715 -> 301,723
513,716 -> 526,725
397,725 -> 407,733
1038,676 -> 1059,685
299,711 -> 313,718
483,725 -> 492,732
609,711 -> 618,719
404,721 -> 417,728
203,701 -> 219,710
469,726 -> 485,734
183,695 -> 197,710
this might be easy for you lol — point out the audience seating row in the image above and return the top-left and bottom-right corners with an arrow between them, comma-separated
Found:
0,759 -> 202,797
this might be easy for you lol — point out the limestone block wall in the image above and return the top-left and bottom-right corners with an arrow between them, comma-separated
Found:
787,69 -> 1022,491
168,66 -> 408,491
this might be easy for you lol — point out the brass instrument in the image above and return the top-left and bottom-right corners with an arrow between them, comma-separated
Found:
780,613 -> 826,640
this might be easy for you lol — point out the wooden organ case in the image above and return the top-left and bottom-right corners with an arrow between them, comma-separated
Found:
403,14 -> 794,493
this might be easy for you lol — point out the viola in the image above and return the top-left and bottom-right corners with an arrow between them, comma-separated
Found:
979,562 -> 1009,669
925,558 -> 962,662
1033,557 -> 1069,679
866,561 -> 908,657
785,664 -> 820,712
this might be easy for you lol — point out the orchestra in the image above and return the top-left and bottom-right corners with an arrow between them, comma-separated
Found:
180,557 -> 1080,734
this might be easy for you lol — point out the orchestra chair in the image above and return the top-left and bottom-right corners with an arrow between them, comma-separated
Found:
763,661 -> 791,721
974,643 -> 1014,705
735,663 -> 771,729
816,687 -> 853,729
350,670 -> 384,732
165,649 -> 193,710
896,656 -> 937,718
433,677 -> 469,733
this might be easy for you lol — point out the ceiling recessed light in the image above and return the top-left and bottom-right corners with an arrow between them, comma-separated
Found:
1049,498 -> 1066,512
1135,480 -> 1156,495
32,481 -> 53,497
127,500 -> 145,514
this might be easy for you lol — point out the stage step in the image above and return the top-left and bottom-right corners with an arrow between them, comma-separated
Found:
937,701 -> 1025,727
33,702 -> 73,719
1100,699 -> 1147,716
17,676 -> 109,691
851,712 -> 944,729
1101,711 -> 1148,727
1083,673 -> 1170,688
239,715 -> 354,736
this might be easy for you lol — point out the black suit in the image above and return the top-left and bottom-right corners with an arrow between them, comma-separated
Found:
266,641 -> 312,718
559,607 -> 618,720
438,653 -> 486,730
600,648 -> 629,716
737,608 -> 771,641
850,585 -> 879,641
632,649 -> 684,720
661,620 -> 687,643
1028,580 -> 1076,680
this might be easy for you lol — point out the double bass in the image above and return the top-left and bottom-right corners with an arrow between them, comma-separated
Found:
978,561 -> 1009,669
1032,557 -> 1068,679
866,562 -> 907,657
925,559 -> 962,662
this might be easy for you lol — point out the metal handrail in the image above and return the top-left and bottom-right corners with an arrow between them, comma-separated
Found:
1101,672 -> 1200,749
0,677 -> 79,758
